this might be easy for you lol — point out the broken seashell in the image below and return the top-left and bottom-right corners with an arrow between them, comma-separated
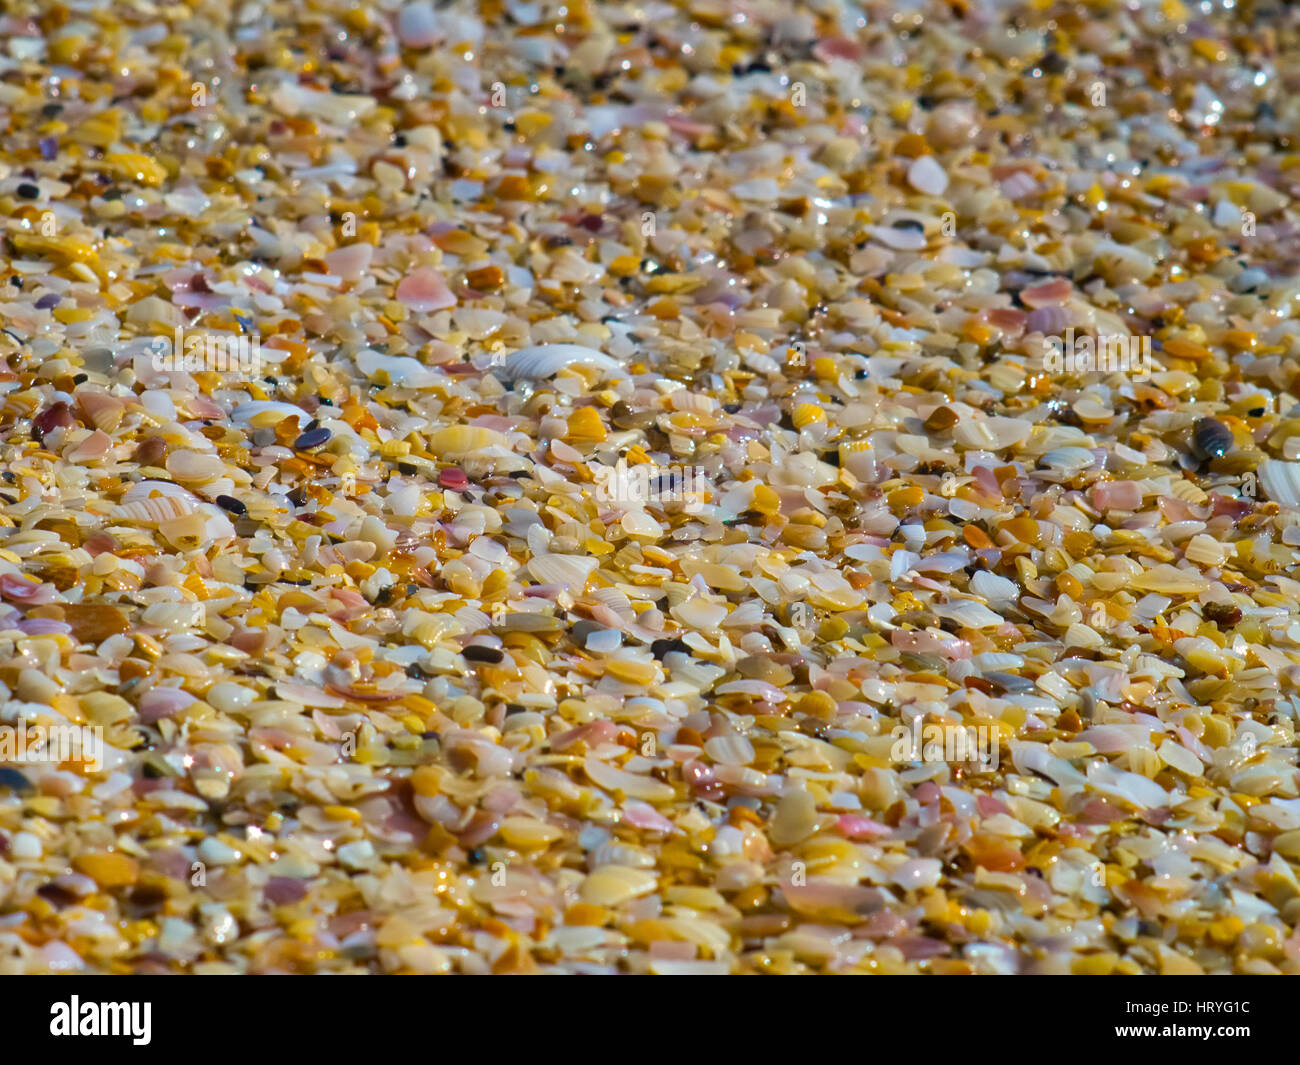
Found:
1258,459 -> 1300,507
428,425 -> 512,456
231,401 -> 311,429
494,344 -> 625,382
356,349 -> 439,388
953,417 -> 1031,451
527,553 -> 599,587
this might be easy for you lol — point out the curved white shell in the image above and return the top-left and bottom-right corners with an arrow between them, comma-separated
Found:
356,349 -> 438,388
527,553 -> 599,587
115,495 -> 196,525
1259,459 -> 1300,507
123,480 -> 202,503
970,569 -> 1018,605
953,416 -> 1031,451
933,599 -> 1004,630
495,344 -> 624,382
1037,446 -> 1095,472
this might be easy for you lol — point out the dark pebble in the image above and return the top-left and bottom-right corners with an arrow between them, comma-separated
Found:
36,884 -> 77,908
610,400 -> 655,429
1203,601 -> 1242,629
0,767 -> 32,792
34,293 -> 60,309
463,644 -> 504,664
15,183 -> 40,200
216,494 -> 247,515
134,436 -> 167,467
1039,50 -> 1068,75
126,885 -> 167,917
293,426 -> 332,450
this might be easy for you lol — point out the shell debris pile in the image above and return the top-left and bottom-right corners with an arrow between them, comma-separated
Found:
0,0 -> 1299,974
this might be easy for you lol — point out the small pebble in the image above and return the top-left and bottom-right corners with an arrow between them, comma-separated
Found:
463,644 -> 505,664
1192,417 -> 1233,461
293,427 -> 332,450
0,768 -> 33,793
134,436 -> 166,466
907,155 -> 949,196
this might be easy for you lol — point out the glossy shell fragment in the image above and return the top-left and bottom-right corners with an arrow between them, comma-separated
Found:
1191,418 -> 1234,462
0,0 -> 1298,978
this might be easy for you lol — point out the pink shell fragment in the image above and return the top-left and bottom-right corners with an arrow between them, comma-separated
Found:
813,36 -> 865,62
325,242 -> 374,281
1020,278 -> 1073,307
1093,480 -> 1142,512
835,815 -> 891,840
139,687 -> 197,723
439,467 -> 470,491
396,267 -> 456,312
0,574 -> 54,604
67,429 -> 112,463
623,801 -> 677,833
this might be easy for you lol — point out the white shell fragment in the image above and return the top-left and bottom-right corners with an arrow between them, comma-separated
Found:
494,344 -> 625,382
356,348 -> 440,388
907,155 -> 949,196
1259,459 -> 1300,507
